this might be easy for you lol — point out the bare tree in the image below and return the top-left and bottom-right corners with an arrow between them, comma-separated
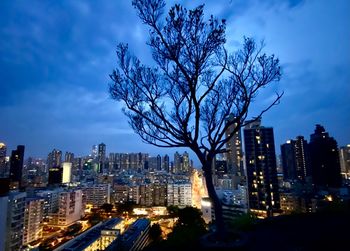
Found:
110,0 -> 282,238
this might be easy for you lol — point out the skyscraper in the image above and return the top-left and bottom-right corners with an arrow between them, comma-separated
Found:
162,154 -> 170,172
48,167 -> 63,185
173,152 -> 181,174
182,151 -> 190,173
64,152 -> 74,163
0,191 -> 26,251
225,115 -> 243,177
98,143 -> 106,173
23,197 -> 44,246
9,145 -> 25,188
244,119 -> 279,217
47,149 -> 62,186
156,154 -> 162,171
47,149 -> 62,169
339,145 -> 350,179
0,142 -> 7,178
92,145 -> 98,159
62,162 -> 72,183
309,124 -> 342,188
281,136 -> 311,182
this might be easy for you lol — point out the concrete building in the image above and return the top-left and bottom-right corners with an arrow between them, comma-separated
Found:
339,145 -> 350,180
98,143 -> 106,173
225,115 -> 244,187
49,189 -> 84,226
0,142 -> 7,178
167,182 -> 192,207
23,197 -> 44,246
83,184 -> 110,208
114,184 -> 129,204
0,191 -> 26,251
62,162 -> 72,183
139,184 -> 153,207
9,145 -> 25,189
281,136 -> 311,182
244,119 -> 280,217
36,188 -> 62,222
128,185 -> 140,205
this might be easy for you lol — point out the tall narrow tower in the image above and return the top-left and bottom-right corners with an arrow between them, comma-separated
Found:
244,119 -> 279,217
98,143 -> 106,173
281,136 -> 311,182
225,115 -> 244,186
9,145 -> 25,188
0,143 -> 7,178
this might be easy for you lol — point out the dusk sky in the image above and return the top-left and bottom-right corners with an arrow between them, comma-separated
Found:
1,0 -> 349,165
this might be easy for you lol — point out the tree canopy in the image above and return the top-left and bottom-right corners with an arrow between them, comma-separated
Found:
110,0 -> 282,237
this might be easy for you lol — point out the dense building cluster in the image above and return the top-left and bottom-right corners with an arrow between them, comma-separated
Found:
0,121 -> 349,250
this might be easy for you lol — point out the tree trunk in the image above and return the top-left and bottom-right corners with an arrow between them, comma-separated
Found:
202,161 -> 227,239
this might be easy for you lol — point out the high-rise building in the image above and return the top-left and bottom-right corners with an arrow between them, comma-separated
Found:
48,167 -> 63,185
244,119 -> 279,217
173,152 -> 181,174
35,188 -> 62,222
182,151 -> 190,173
167,182 -> 192,207
65,152 -> 74,163
9,145 -> 25,188
173,151 -> 190,174
23,197 -> 44,246
156,155 -> 162,171
62,162 -> 72,183
225,115 -> 243,178
92,145 -> 98,159
162,154 -> 170,172
83,184 -> 111,207
147,157 -> 159,172
49,189 -> 84,226
309,125 -> 342,188
109,153 -> 118,172
281,136 -> 311,182
98,143 -> 106,173
139,184 -> 154,206
47,149 -> 62,169
339,145 -> 350,179
0,142 -> 7,178
213,159 -> 227,176
72,157 -> 83,181
0,191 -> 26,251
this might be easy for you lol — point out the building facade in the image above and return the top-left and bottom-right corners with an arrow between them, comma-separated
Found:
281,136 -> 311,182
0,191 -> 26,251
23,197 -> 44,246
244,119 -> 280,217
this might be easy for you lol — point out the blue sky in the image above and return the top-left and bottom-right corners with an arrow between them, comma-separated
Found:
0,0 -> 349,164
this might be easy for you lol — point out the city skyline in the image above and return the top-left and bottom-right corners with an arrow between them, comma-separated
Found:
1,0 -> 349,161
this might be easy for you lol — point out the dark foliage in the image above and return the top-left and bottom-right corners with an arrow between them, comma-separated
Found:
116,201 -> 135,215
149,223 -> 163,242
100,203 -> 114,213
157,207 -> 207,250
